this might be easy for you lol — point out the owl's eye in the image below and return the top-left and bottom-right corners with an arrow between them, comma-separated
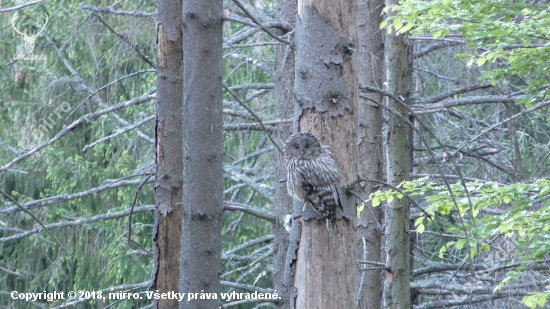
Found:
294,144 -> 299,149
304,144 -> 309,149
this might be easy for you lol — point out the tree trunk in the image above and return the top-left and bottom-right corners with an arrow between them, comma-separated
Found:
154,0 -> 183,308
180,0 -> 224,308
293,0 -> 358,308
356,0 -> 385,307
383,0 -> 412,308
273,0 -> 295,307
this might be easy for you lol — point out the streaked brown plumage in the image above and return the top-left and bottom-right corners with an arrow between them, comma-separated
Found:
284,132 -> 341,224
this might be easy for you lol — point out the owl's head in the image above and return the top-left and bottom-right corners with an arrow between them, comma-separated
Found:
284,132 -> 322,160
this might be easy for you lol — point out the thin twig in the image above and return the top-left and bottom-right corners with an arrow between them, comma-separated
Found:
45,32 -> 155,144
0,0 -> 43,13
0,189 -> 67,254
223,84 -> 284,155
0,205 -> 154,243
0,178 -> 155,214
224,201 -> 276,222
231,0 -> 292,45
92,13 -> 155,67
68,69 -> 156,120
83,115 -> 155,152
81,4 -> 156,18
127,174 -> 154,247
359,177 -> 432,219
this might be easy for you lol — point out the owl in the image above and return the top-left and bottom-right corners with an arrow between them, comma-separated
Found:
284,132 -> 341,224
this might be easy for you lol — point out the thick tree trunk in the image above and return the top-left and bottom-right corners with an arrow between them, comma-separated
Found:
293,0 -> 358,308
180,1 -> 224,308
383,0 -> 412,308
153,1 -> 183,308
356,0 -> 385,307
273,0 -> 295,307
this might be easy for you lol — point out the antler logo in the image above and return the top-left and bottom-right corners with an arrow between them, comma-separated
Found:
11,12 -> 49,56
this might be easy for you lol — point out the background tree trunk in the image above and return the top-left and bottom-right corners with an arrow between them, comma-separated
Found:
180,0 -> 224,308
356,0 -> 385,307
154,0 -> 183,308
293,0 -> 358,307
383,0 -> 412,308
273,0 -> 295,307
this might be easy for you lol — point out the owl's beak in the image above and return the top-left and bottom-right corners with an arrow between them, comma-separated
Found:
300,151 -> 304,157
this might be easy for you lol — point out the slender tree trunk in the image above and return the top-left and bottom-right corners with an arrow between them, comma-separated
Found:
180,1 -> 224,308
383,0 -> 412,308
356,0 -> 385,307
293,0 -> 358,307
273,0 -> 295,307
154,0 -> 183,308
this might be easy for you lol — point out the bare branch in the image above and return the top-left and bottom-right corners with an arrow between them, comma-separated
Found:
414,41 -> 463,58
70,69 -> 156,117
224,201 -> 276,222
223,84 -> 284,155
225,165 -> 274,201
420,68 -> 463,85
127,174 -> 154,246
411,173 -> 491,183
0,189 -> 67,253
231,0 -> 292,45
81,4 -> 156,18
416,83 -> 494,104
453,99 -> 550,155
0,0 -> 44,13
92,13 -> 155,67
0,92 -> 155,173
0,205 -> 154,243
413,95 -> 525,110
0,178 -> 154,214
0,138 -> 21,155
224,123 -> 281,132
44,33 -> 155,144
82,115 -> 155,152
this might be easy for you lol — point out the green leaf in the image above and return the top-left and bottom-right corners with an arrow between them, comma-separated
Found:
439,246 -> 447,258
393,15 -> 403,31
477,57 -> 486,66
357,203 -> 365,219
414,216 -> 425,227
455,238 -> 467,249
398,22 -> 415,34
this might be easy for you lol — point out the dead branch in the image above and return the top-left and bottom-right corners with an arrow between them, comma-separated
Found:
0,205 -> 154,243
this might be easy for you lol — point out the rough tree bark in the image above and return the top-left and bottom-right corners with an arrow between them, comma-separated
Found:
383,0 -> 412,308
273,0 -> 295,307
292,0 -> 358,308
153,0 -> 183,308
356,0 -> 385,307
180,1 -> 224,308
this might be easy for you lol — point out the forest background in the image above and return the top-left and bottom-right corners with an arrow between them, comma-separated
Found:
1,0 -> 550,308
